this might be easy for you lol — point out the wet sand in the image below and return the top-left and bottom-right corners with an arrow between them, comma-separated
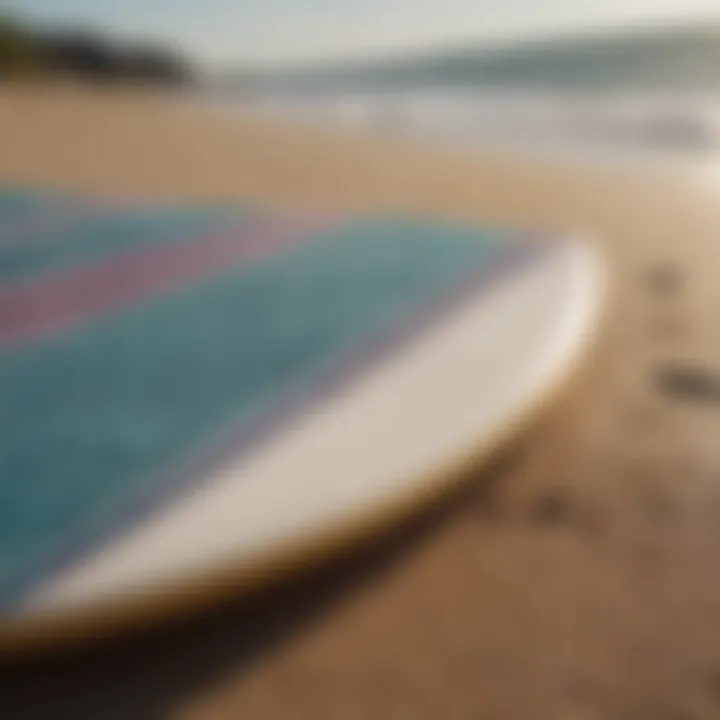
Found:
5,87 -> 720,719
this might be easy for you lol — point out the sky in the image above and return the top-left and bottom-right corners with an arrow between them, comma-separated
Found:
3,0 -> 720,65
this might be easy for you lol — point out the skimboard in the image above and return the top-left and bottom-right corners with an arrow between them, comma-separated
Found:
0,189 -> 603,649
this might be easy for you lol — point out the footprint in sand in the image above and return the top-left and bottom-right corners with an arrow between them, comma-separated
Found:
646,261 -> 685,298
654,362 -> 720,405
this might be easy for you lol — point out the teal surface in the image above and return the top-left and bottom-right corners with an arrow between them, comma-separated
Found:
0,189 -> 65,224
0,205 -> 246,283
0,206 -> 521,609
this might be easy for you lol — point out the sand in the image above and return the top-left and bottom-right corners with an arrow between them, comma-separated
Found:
5,87 -> 720,719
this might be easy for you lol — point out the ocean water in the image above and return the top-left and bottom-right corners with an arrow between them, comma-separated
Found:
219,24 -> 720,166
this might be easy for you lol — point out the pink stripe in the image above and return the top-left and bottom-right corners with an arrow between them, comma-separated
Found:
0,215 -> 336,348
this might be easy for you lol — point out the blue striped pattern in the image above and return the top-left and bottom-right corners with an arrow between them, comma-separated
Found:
0,190 -> 527,609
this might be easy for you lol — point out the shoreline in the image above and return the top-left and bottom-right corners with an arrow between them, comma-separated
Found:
2,84 -> 711,213
222,85 -> 720,170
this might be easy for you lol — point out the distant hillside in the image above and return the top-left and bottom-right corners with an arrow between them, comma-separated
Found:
0,17 -> 43,76
223,24 -> 720,94
0,15 -> 193,85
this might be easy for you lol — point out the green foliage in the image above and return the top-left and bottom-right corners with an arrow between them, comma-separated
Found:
0,14 -> 192,84
0,16 -> 44,77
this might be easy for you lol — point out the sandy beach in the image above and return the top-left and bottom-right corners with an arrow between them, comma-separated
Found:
5,87 -> 720,719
